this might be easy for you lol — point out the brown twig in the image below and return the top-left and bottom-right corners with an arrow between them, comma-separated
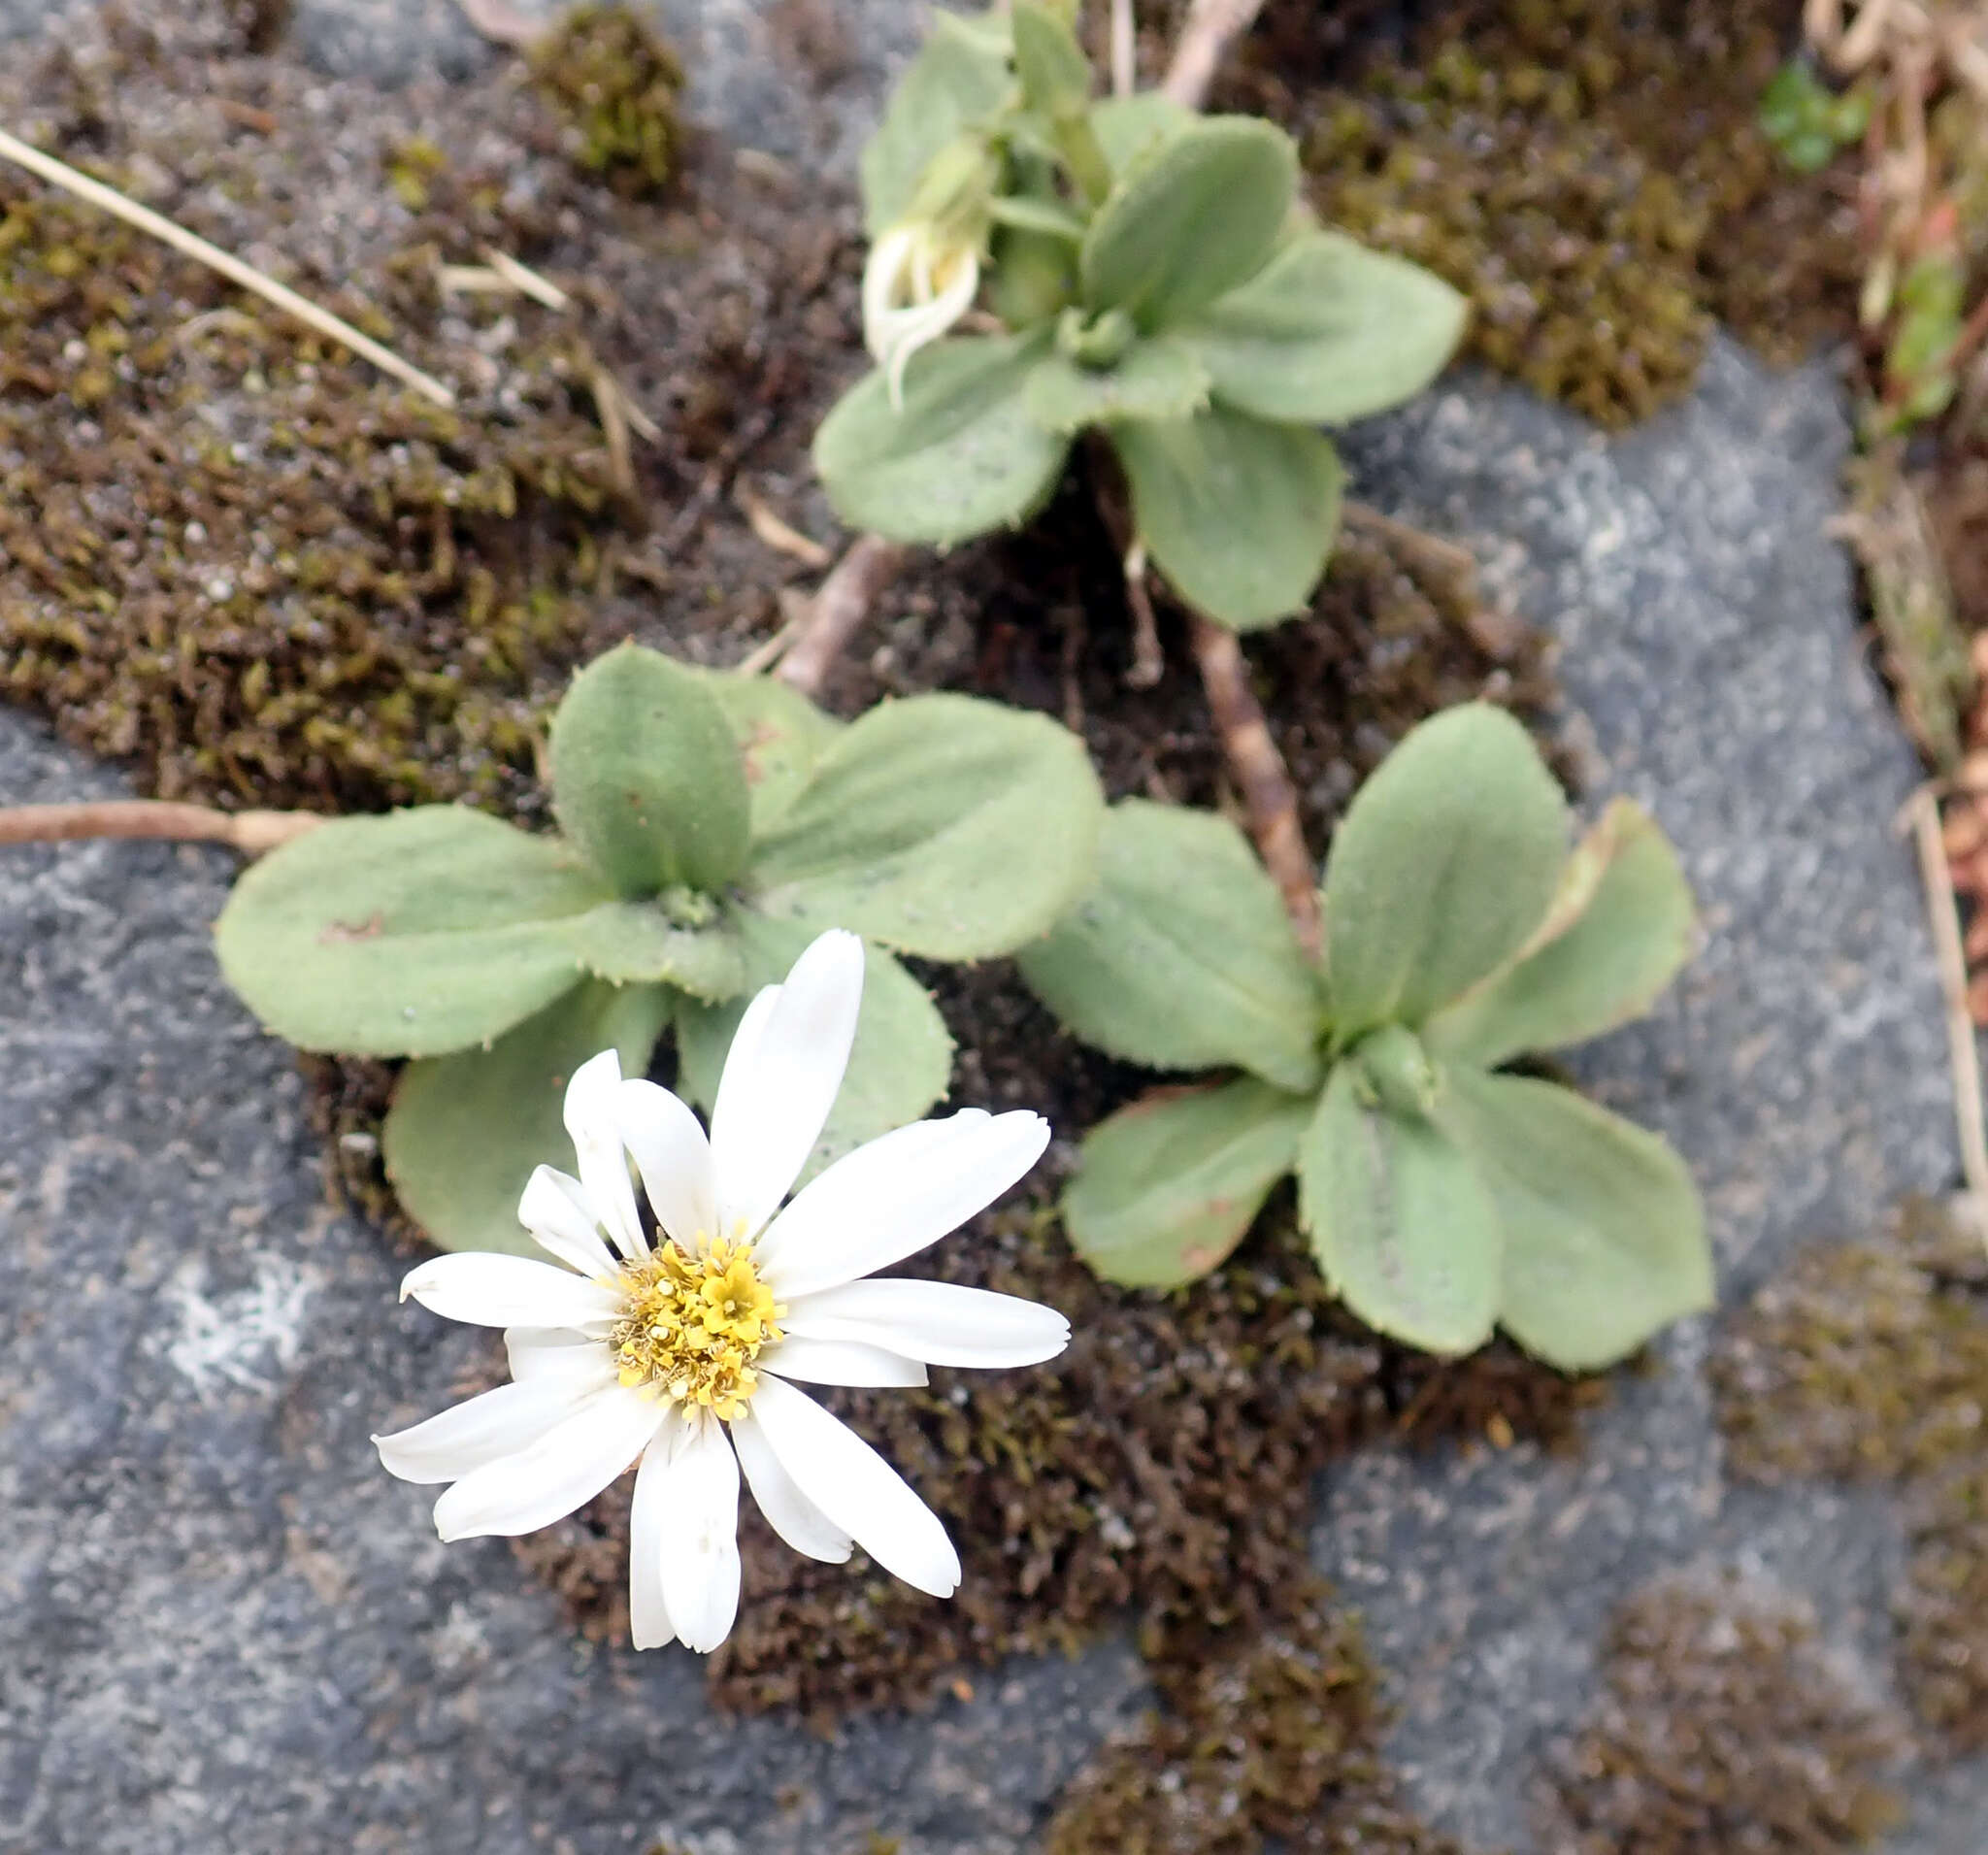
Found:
1907,784 -> 1988,1210
0,801 -> 323,855
1160,0 -> 1268,108
1189,617 -> 1322,962
776,534 -> 910,695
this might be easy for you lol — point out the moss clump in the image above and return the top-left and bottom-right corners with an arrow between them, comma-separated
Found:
531,3 -> 684,198
1224,0 -> 1861,428
1710,1201 -> 1988,1751
1043,1582 -> 1469,1855
1543,1574 -> 1903,1852
0,185 -> 620,816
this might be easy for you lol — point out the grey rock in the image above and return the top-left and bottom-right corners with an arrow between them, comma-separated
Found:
1324,338 -> 1977,1850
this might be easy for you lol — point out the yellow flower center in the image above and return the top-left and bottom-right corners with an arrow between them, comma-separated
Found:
608,1237 -> 784,1422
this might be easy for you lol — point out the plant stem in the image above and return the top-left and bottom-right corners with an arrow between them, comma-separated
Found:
1188,617 -> 1323,962
1160,0 -> 1267,108
0,125 -> 454,407
0,801 -> 322,855
775,533 -> 909,696
1907,784 -> 1988,1209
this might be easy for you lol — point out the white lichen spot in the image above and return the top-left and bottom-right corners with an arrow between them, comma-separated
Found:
162,1254 -> 315,1398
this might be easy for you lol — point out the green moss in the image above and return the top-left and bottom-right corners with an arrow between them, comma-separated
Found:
531,4 -> 684,198
1709,1199 -> 1988,1485
1226,0 -> 1861,429
1710,1200 -> 1988,1751
1543,1574 -> 1902,1852
0,182 -> 623,817
1044,1582 -> 1469,1855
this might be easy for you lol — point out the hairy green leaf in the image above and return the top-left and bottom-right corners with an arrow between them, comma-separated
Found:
560,903 -> 745,997
1080,116 -> 1296,329
675,911 -> 953,1180
1299,1061 -> 1502,1354
548,644 -> 751,900
690,669 -> 845,837
214,806 -> 607,1058
1439,1069 -> 1711,1371
1110,409 -> 1343,629
1176,230 -> 1468,425
860,8 -> 1013,234
384,979 -> 675,1257
1011,0 -> 1091,115
1063,1077 -> 1309,1287
1088,92 -> 1194,176
1023,335 -> 1211,432
1426,799 -> 1696,1068
1016,799 -> 1322,1091
813,330 -> 1073,547
1321,704 -> 1569,1037
748,692 -> 1105,960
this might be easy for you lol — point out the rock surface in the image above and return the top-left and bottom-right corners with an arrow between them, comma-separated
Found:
1329,340 -> 1974,1849
0,2 -> 1982,1850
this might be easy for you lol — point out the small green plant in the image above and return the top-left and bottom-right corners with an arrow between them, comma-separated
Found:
1759,58 -> 1871,176
1018,704 -> 1712,1370
812,1 -> 1467,631
215,644 -> 1104,1256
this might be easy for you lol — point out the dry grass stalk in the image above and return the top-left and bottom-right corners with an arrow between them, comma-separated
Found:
0,125 -> 455,406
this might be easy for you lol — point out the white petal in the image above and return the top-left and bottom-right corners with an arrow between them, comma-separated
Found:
748,1112 -> 985,1287
505,1327 -> 608,1382
748,1374 -> 960,1599
400,1253 -> 623,1331
517,1166 -> 619,1279
880,249 -> 979,411
616,1078 -> 718,1248
656,1409 -> 742,1654
627,1420 -> 680,1651
431,1383 -> 664,1540
564,1048 -> 645,1259
729,1408 -> 852,1564
757,1337 -> 929,1388
781,1278 -> 1071,1369
709,930 -> 866,1241
861,224 -> 917,364
753,1110 -> 1049,1300
373,1372 -> 609,1484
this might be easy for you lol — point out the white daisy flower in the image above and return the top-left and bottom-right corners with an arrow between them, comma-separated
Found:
373,928 -> 1066,1654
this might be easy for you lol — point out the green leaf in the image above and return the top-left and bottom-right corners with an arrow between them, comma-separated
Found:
1015,799 -> 1322,1092
748,691 -> 1105,960
1088,92 -> 1194,176
548,644 -> 752,900
1438,1069 -> 1711,1371
1320,704 -> 1569,1038
1063,1077 -> 1309,1287
689,669 -> 845,837
1080,116 -> 1297,329
560,903 -> 745,998
1425,799 -> 1696,1068
1110,409 -> 1343,629
1011,0 -> 1091,116
1176,229 -> 1467,425
1298,1060 -> 1502,1355
860,8 -> 1014,235
214,806 -> 607,1058
1023,335 -> 1211,432
813,331 -> 1073,547
675,911 -> 953,1181
383,978 -> 675,1257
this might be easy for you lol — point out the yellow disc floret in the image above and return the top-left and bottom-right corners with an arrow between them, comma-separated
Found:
609,1237 -> 784,1421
